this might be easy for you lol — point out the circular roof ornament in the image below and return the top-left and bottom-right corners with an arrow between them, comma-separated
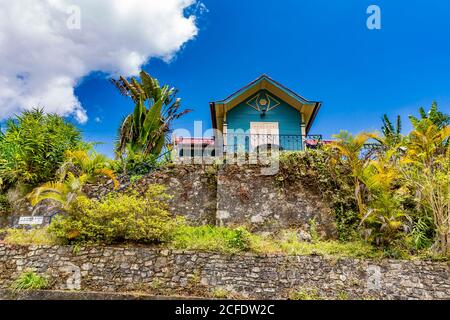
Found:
259,98 -> 268,106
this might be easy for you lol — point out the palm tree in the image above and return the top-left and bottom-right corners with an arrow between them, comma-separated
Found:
28,150 -> 118,209
57,150 -> 118,183
359,148 -> 406,244
406,119 -> 450,167
111,71 -> 191,158
400,118 -> 450,254
327,131 -> 378,217
28,173 -> 88,210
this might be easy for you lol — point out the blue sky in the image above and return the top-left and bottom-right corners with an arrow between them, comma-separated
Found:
74,0 -> 450,157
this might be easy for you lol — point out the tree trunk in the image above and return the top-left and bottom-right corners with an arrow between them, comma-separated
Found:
437,232 -> 450,255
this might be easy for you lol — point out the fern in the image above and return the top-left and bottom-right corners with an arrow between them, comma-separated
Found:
411,217 -> 434,250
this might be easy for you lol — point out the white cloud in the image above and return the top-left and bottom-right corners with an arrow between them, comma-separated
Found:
0,0 -> 199,124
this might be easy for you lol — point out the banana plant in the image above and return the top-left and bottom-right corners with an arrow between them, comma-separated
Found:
112,71 -> 191,158
409,102 -> 450,130
381,114 -> 404,147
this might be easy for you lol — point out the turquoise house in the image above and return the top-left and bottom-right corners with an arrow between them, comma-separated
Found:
210,75 -> 322,153
175,75 -> 322,157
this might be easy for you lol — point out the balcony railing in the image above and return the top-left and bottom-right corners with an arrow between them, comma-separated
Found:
173,134 -> 385,163
223,133 -> 323,153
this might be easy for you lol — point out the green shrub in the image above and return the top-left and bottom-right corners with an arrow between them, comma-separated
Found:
227,227 -> 251,250
170,225 -> 252,253
409,216 -> 434,250
130,174 -> 143,184
114,151 -> 160,176
11,271 -> 48,292
0,193 -> 11,213
0,109 -> 83,187
334,208 -> 360,242
0,193 -> 11,225
3,228 -> 56,245
48,184 -> 177,244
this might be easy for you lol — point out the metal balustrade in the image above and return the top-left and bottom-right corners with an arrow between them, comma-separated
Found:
173,134 -> 324,161
223,133 -> 323,153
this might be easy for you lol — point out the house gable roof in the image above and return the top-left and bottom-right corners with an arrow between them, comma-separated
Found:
210,75 -> 321,134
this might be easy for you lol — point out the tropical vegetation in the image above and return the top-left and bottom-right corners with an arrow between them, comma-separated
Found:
0,78 -> 449,260
328,102 -> 450,254
48,185 -> 178,244
0,109 -> 83,189
11,271 -> 48,292
112,71 -> 191,172
0,72 -> 185,209
28,149 -> 118,209
276,102 -> 450,256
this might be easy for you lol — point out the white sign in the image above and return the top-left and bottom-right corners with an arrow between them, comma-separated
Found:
18,216 -> 44,225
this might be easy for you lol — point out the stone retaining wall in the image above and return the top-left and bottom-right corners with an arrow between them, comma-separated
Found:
86,164 -> 336,236
0,244 -> 448,300
122,165 -> 218,226
216,165 -> 335,236
5,164 -> 336,236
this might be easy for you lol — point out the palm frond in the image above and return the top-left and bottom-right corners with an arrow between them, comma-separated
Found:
28,181 -> 69,206
94,168 -> 119,189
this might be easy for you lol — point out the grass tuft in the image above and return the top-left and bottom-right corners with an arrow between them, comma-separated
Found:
11,271 -> 48,292
3,228 -> 56,245
211,288 -> 230,299
169,225 -> 251,253
289,288 -> 323,300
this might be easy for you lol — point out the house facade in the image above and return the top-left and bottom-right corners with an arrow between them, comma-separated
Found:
175,75 -> 322,157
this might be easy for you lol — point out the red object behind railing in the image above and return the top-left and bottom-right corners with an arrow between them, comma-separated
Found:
174,137 -> 215,145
